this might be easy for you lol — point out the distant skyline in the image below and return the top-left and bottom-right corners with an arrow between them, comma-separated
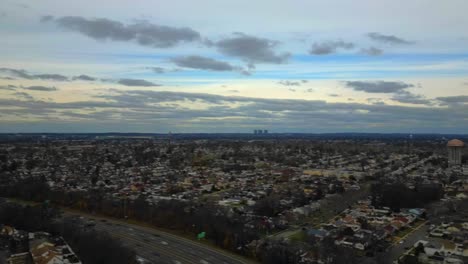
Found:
1,0 -> 468,133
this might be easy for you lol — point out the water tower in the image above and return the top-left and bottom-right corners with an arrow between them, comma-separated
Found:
447,139 -> 464,166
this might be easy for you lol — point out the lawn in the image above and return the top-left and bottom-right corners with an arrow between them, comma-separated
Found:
289,230 -> 307,242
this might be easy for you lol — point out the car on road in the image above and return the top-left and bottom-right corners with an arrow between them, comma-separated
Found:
136,256 -> 152,264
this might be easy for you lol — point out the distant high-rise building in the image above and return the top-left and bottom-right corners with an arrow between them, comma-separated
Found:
447,139 -> 464,166
254,129 -> 268,135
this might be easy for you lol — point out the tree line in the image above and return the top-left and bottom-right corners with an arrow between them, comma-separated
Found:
370,181 -> 443,211
0,201 -> 136,264
0,177 -> 260,257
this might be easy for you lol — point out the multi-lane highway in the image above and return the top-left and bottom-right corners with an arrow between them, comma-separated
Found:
3,197 -> 254,264
66,212 -> 254,264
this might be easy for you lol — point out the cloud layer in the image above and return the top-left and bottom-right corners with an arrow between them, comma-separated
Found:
215,33 -> 290,64
72,75 -> 96,81
1,89 -> 467,133
1,4 -> 468,133
360,47 -> 383,56
0,68 -> 68,81
344,81 -> 414,93
23,86 -> 57,91
309,40 -> 355,55
367,32 -> 413,45
45,16 -> 201,48
278,80 -> 303,86
171,56 -> 237,72
117,78 -> 160,87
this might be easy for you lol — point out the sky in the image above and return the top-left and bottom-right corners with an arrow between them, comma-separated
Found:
0,0 -> 468,133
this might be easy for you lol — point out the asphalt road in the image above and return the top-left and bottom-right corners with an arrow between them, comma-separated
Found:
64,212 -> 254,264
384,223 -> 429,263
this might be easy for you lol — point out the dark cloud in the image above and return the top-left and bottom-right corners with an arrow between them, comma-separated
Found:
23,86 -> 57,92
366,98 -> 385,105
436,95 -> 468,104
391,91 -> 432,105
47,16 -> 201,48
215,33 -> 290,64
171,56 -> 237,71
367,32 -> 413,45
0,68 -> 160,85
239,69 -> 252,76
40,15 -> 54,22
328,94 -> 339,97
13,92 -> 34,100
73,74 -> 96,81
359,47 -> 383,56
147,67 -> 167,74
97,89 -> 236,105
305,88 -> 314,93
0,68 -> 68,81
34,74 -> 68,81
228,90 -> 239,93
117,78 -> 160,87
0,85 -> 16,90
309,40 -> 355,55
344,81 -> 414,93
108,90 -> 465,129
0,68 -> 30,79
15,3 -> 29,9
2,89 -> 468,132
278,80 -> 302,86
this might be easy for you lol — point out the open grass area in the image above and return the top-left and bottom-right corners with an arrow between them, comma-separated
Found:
395,220 -> 427,238
395,227 -> 414,239
412,219 -> 426,227
288,230 -> 307,242
6,197 -> 39,206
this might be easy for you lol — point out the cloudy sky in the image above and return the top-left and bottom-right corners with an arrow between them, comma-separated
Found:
1,0 -> 468,133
